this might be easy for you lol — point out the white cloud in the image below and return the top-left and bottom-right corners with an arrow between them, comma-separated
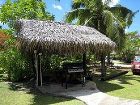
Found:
102,0 -> 120,7
125,28 -> 128,33
53,4 -> 62,10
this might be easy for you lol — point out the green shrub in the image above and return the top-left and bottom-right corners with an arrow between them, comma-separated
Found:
0,47 -> 33,82
122,50 -> 135,63
0,29 -> 34,82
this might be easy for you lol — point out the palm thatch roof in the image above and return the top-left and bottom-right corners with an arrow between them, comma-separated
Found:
15,19 -> 116,55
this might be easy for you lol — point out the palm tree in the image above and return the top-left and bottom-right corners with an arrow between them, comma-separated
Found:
65,0 -> 137,77
66,0 -> 136,49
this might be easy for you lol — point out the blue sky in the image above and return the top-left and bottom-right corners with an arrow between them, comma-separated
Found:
0,0 -> 140,33
46,0 -> 140,33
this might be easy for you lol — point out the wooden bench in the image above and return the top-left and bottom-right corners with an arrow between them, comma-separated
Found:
62,62 -> 85,89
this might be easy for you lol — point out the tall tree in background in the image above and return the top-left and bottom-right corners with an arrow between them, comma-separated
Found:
65,0 -> 137,77
0,0 -> 54,28
121,31 -> 140,63
66,0 -> 137,51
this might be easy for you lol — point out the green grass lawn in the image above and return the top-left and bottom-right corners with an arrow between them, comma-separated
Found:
0,82 -> 85,105
93,71 -> 140,100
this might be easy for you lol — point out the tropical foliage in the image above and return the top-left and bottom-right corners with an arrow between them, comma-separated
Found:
121,31 -> 140,62
0,30 -> 11,50
0,48 -> 33,81
66,0 -> 136,51
0,29 -> 33,81
0,0 -> 54,81
0,0 -> 138,82
0,0 -> 54,28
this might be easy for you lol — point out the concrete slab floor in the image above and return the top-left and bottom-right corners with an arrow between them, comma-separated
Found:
37,81 -> 140,105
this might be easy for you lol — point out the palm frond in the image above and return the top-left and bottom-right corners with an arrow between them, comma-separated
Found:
102,10 -> 114,36
72,1 -> 85,9
65,9 -> 79,23
127,10 -> 139,27
109,5 -> 137,27
65,8 -> 90,24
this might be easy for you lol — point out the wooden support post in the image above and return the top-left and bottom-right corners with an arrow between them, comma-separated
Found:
83,53 -> 86,75
101,54 -> 106,79
38,53 -> 42,86
107,53 -> 111,66
34,50 -> 42,86
34,50 -> 38,86
83,53 -> 86,85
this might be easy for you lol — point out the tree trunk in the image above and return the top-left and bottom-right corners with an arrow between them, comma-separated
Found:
31,56 -> 36,77
101,54 -> 106,78
83,53 -> 86,85
34,51 -> 42,86
37,53 -> 42,86
83,53 -> 86,76
107,53 -> 111,66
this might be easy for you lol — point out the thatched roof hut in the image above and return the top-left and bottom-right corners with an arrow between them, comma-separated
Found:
15,19 -> 116,55
15,19 -> 116,86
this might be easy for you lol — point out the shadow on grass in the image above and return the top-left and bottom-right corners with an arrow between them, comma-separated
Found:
93,76 -> 124,92
31,93 -> 76,105
8,82 -> 83,105
117,73 -> 140,84
93,70 -> 140,93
